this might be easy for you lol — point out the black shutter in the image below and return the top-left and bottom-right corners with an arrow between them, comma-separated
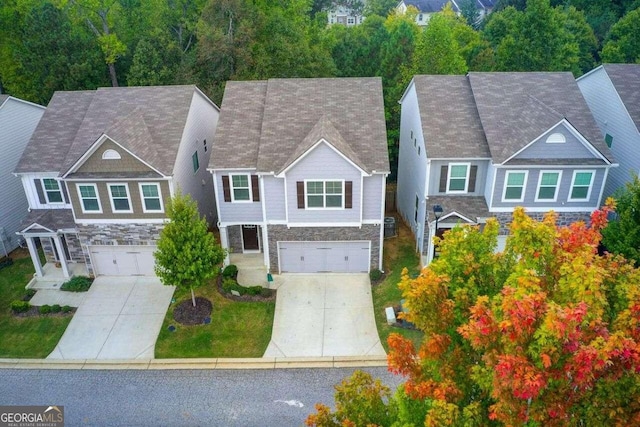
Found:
468,165 -> 478,193
345,181 -> 353,209
439,165 -> 448,193
34,179 -> 46,204
251,175 -> 260,202
297,182 -> 305,209
222,176 -> 231,202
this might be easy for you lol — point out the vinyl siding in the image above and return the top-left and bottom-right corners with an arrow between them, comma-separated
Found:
484,163 -> 496,209
20,174 -> 71,210
363,174 -> 385,221
76,139 -> 156,174
428,159 -> 489,196
578,68 -> 639,199
263,175 -> 286,221
285,142 -> 362,224
0,98 -> 44,251
215,171 -> 263,223
514,123 -> 598,160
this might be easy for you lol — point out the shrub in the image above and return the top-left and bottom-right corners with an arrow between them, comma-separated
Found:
11,300 -> 30,313
369,269 -> 383,282
222,264 -> 238,278
222,277 -> 239,294
246,286 -> 263,296
61,305 -> 72,313
51,304 -> 62,313
39,305 -> 52,314
61,276 -> 93,292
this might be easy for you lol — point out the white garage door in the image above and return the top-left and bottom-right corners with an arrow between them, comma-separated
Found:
278,241 -> 370,273
90,245 -> 156,276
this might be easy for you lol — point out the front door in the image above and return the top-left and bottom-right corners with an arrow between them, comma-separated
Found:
242,225 -> 259,251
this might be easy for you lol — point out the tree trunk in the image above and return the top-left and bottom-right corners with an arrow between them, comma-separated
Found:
191,287 -> 196,307
108,63 -> 119,87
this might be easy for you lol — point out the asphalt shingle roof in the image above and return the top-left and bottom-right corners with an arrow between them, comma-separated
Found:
603,64 -> 640,132
21,209 -> 76,232
403,0 -> 495,13
425,196 -> 490,223
210,78 -> 389,174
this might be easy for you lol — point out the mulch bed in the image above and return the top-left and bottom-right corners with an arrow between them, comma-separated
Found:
12,307 -> 76,318
173,297 -> 213,325
216,276 -> 276,302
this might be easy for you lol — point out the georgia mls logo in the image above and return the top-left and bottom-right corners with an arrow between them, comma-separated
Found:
0,405 -> 64,427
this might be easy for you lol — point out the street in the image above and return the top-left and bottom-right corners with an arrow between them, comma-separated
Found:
0,367 -> 403,426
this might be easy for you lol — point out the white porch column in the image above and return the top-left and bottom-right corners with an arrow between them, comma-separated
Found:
52,235 -> 70,278
219,226 -> 231,266
25,236 -> 44,277
261,225 -> 270,271
426,222 -> 435,266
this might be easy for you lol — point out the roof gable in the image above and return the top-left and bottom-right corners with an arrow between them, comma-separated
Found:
603,64 -> 640,132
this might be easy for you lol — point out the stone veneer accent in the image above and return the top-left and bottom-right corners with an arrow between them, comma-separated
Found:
266,224 -> 381,272
65,233 -> 85,262
77,223 -> 164,274
227,225 -> 243,253
40,237 -> 56,263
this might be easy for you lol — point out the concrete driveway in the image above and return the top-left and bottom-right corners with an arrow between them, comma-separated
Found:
263,274 -> 386,358
47,277 -> 174,360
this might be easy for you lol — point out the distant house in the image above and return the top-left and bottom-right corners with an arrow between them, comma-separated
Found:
577,64 -> 640,199
209,78 -> 389,274
396,0 -> 495,26
328,2 -> 365,26
0,95 -> 45,256
14,86 -> 219,279
397,72 -> 615,265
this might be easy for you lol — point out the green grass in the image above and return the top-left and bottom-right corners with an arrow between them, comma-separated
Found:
155,280 -> 275,358
0,253 -> 72,358
373,220 -> 424,352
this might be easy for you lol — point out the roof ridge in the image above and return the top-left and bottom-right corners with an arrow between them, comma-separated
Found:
526,93 -> 564,119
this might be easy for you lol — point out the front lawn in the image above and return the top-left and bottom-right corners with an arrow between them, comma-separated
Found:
373,216 -> 424,352
155,279 -> 275,358
0,250 -> 72,358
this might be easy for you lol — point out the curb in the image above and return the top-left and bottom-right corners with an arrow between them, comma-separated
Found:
0,356 -> 388,370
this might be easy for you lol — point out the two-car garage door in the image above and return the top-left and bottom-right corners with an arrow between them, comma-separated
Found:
278,241 -> 370,273
90,245 -> 156,276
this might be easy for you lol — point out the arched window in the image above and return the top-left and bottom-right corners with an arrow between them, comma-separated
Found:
546,133 -> 566,144
102,149 -> 121,160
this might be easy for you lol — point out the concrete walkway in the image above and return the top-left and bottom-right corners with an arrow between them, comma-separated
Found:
263,274 -> 386,358
47,277 -> 174,360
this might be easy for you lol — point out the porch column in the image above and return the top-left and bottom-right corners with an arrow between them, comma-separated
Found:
426,222 -> 435,266
25,236 -> 44,277
219,226 -> 231,266
261,225 -> 270,271
52,234 -> 70,278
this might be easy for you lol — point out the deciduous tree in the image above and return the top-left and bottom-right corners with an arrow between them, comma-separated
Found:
602,176 -> 640,266
601,7 -> 640,63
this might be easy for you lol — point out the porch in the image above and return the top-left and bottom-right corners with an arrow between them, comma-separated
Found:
26,262 -> 90,291
229,253 -> 275,288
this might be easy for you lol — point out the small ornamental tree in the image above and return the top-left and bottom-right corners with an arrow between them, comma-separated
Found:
154,192 -> 225,306
602,176 -> 640,266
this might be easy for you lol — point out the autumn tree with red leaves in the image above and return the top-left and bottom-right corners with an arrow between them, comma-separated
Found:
306,205 -> 640,426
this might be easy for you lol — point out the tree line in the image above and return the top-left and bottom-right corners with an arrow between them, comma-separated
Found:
1,0 -> 639,176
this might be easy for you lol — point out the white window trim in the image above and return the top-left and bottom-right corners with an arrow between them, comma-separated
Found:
230,174 -> 253,203
446,163 -> 470,194
138,182 -> 164,213
545,132 -> 566,144
534,170 -> 562,203
568,170 -> 595,202
502,170 -> 528,203
41,178 -> 65,204
304,179 -> 345,210
107,183 -> 133,213
76,183 -> 102,214
102,149 -> 121,160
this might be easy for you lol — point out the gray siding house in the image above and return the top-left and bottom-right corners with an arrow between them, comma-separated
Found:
209,78 -> 389,274
14,86 -> 219,279
397,0 -> 495,26
396,72 -> 615,265
0,95 -> 45,255
577,64 -> 640,199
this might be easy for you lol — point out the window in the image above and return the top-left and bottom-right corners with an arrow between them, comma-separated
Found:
108,184 -> 132,212
605,133 -> 613,148
77,184 -> 101,213
192,151 -> 199,173
139,183 -> 163,212
306,180 -> 343,208
546,133 -> 566,144
231,175 -> 251,201
447,163 -> 469,193
569,171 -> 594,201
102,149 -> 121,160
536,171 -> 561,202
203,139 -> 208,152
503,171 -> 527,202
414,195 -> 419,223
42,179 -> 63,203
417,146 -> 421,156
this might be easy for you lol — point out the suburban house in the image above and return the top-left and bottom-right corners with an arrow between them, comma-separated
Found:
328,1 -> 365,26
14,86 -> 219,279
0,95 -> 45,256
396,72 -> 616,265
577,64 -> 640,199
209,77 -> 389,274
396,0 -> 495,26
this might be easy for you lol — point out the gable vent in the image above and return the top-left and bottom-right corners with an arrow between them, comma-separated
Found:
546,133 -> 566,144
102,149 -> 122,160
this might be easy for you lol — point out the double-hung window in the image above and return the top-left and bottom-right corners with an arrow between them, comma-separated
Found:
503,171 -> 527,202
77,184 -> 101,213
447,163 -> 469,193
536,171 -> 561,202
231,175 -> 251,201
108,183 -> 132,213
139,183 -> 163,212
42,178 -> 63,203
569,171 -> 594,201
306,180 -> 343,208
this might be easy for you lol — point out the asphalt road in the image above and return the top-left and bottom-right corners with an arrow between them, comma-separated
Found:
0,367 -> 403,426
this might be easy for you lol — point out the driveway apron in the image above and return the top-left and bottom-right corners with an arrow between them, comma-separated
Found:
47,277 -> 174,360
263,274 -> 386,358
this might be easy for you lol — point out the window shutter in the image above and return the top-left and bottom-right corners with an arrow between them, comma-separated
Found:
34,179 -> 46,204
222,175 -> 231,202
61,182 -> 70,203
345,181 -> 353,209
297,181 -> 305,209
468,165 -> 478,193
251,175 -> 260,202
439,165 -> 448,193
